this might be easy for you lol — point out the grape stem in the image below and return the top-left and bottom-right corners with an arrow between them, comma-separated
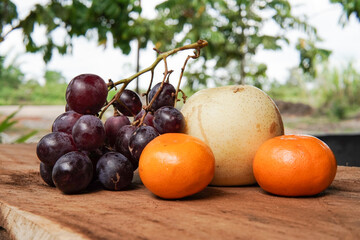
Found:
143,69 -> 154,105
99,40 -> 208,119
174,48 -> 201,107
144,56 -> 169,111
137,56 -> 170,126
99,83 -> 129,119
108,40 -> 208,89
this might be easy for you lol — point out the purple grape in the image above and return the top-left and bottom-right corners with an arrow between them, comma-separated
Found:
40,162 -> 55,187
128,126 -> 160,161
134,109 -> 154,127
82,148 -> 107,179
114,125 -> 138,169
52,151 -> 93,194
65,103 -> 72,112
96,152 -> 133,190
36,132 -> 77,167
114,89 -> 142,116
148,82 -> 176,111
72,115 -> 106,151
52,111 -> 82,134
104,115 -> 130,147
66,74 -> 108,115
153,106 -> 185,134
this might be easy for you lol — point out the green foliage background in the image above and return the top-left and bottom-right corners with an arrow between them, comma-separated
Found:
0,57 -> 67,105
0,0 -> 360,121
268,62 -> 360,120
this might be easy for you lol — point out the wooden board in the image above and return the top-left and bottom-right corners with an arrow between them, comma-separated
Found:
0,144 -> 360,240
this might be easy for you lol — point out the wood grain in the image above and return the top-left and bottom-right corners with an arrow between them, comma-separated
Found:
0,144 -> 359,240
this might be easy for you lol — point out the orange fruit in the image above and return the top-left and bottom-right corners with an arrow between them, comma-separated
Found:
253,135 -> 337,197
139,133 -> 215,199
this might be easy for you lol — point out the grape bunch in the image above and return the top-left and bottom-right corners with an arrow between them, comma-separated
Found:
36,73 -> 186,194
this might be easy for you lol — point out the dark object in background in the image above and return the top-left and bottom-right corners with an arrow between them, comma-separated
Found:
275,100 -> 313,116
316,133 -> 360,167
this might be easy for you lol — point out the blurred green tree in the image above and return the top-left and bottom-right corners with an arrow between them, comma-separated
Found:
153,0 -> 327,91
1,0 -> 330,93
0,55 -> 24,88
44,70 -> 66,85
330,0 -> 360,23
0,0 -> 17,41
0,0 -> 143,63
296,38 -> 332,77
0,0 -> 148,92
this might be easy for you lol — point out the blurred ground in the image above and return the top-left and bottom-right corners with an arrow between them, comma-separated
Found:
0,104 -> 359,143
274,100 -> 360,135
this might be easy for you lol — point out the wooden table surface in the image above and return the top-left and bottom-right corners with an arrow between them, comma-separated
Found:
0,144 -> 359,240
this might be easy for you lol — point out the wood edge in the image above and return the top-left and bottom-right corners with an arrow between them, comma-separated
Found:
0,201 -> 90,240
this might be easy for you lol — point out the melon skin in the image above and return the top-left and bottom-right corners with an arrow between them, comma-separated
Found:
181,85 -> 284,186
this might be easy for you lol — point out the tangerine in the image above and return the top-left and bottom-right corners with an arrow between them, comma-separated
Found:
253,135 -> 337,197
139,133 -> 215,199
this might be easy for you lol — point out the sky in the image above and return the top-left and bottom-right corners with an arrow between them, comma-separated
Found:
1,0 -> 359,90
